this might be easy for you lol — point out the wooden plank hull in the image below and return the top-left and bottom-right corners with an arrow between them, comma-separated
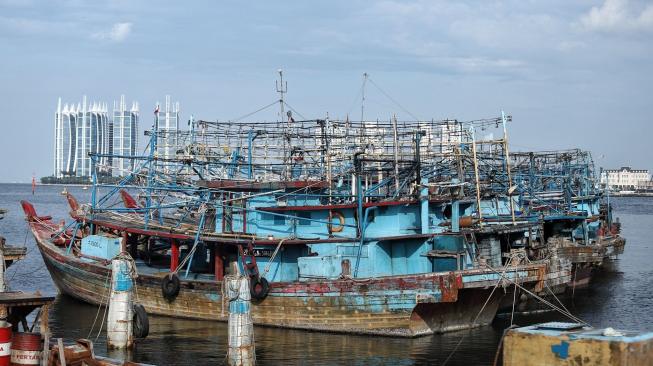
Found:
30,220 -> 546,337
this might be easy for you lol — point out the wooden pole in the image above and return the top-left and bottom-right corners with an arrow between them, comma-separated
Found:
40,304 -> 50,366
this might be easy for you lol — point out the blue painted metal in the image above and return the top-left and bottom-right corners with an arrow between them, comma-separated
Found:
81,234 -> 121,260
551,340 -> 570,359
452,201 -> 460,233
113,260 -> 133,291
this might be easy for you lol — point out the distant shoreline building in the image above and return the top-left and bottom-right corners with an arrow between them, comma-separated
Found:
600,167 -> 651,190
53,95 -> 139,178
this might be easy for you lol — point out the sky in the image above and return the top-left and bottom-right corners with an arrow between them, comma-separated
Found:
1,0 -> 652,182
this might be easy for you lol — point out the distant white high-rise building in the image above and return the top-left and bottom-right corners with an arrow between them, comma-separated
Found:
112,95 -> 139,176
54,96 -> 129,178
53,98 -> 78,177
155,95 -> 180,161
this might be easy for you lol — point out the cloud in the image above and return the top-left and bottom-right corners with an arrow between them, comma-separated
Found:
579,0 -> 653,32
91,22 -> 132,42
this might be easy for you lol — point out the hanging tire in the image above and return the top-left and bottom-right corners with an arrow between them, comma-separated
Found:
161,273 -> 180,301
250,276 -> 270,300
133,303 -> 149,339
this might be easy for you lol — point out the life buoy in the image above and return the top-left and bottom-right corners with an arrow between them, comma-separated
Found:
161,273 -> 180,301
328,211 -> 345,233
133,303 -> 149,338
250,276 -> 270,300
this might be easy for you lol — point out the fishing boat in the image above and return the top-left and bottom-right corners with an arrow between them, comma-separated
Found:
22,104 -> 553,336
510,150 -> 626,291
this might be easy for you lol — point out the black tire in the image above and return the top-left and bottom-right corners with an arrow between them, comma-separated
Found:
133,303 -> 149,339
161,273 -> 180,301
250,276 -> 270,300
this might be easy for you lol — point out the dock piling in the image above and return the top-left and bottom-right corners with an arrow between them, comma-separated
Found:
107,257 -> 134,349
225,274 -> 256,366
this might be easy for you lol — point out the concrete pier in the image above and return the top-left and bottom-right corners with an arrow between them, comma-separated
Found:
503,322 -> 653,365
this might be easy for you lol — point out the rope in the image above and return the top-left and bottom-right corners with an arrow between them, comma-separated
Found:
261,239 -> 286,276
230,100 -> 279,122
492,325 -> 518,366
510,280 -> 517,326
87,269 -> 111,339
482,264 -> 588,325
441,255 -> 518,366
367,78 -> 422,122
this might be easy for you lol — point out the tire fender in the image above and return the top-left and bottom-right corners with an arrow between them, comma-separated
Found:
161,273 -> 181,302
133,303 -> 149,338
250,276 -> 270,300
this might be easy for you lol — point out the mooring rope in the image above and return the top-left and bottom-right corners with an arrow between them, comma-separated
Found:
441,254 -> 518,366
87,269 -> 111,339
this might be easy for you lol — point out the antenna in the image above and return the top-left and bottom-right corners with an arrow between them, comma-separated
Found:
275,69 -> 287,121
361,72 -> 368,122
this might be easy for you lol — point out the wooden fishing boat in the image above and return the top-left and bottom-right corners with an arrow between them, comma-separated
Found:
22,199 -> 547,337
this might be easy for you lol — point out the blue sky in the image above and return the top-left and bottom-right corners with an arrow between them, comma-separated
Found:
1,0 -> 652,182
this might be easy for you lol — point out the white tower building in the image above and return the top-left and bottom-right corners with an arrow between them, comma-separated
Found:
54,96 -> 111,178
112,95 -> 140,176
156,95 -> 180,162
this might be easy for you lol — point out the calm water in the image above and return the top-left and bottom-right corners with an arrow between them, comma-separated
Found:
0,183 -> 651,365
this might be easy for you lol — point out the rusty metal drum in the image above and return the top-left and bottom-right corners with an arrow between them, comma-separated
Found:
10,333 -> 41,366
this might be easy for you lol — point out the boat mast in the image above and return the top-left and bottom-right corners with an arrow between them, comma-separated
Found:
145,104 -> 159,229
501,110 -> 516,225
470,126 -> 483,224
361,72 -> 368,123
276,69 -> 288,179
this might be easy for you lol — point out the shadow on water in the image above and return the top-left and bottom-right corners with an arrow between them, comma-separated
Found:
1,184 -> 652,365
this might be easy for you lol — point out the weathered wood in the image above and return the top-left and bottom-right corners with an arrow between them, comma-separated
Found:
41,304 -> 50,366
57,338 -> 67,366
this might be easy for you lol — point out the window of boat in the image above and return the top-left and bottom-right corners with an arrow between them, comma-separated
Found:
261,212 -> 285,225
297,211 -> 311,226
274,214 -> 286,225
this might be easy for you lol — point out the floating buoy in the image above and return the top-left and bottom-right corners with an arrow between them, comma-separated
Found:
10,332 -> 41,366
328,211 -> 345,233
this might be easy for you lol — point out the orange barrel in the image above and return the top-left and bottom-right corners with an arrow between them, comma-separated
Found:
10,333 -> 41,366
0,321 -> 11,366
